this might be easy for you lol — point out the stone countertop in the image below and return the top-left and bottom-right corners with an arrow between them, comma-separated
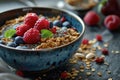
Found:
0,0 -> 120,80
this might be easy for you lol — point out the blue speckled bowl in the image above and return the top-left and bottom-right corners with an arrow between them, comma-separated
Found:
0,7 -> 85,71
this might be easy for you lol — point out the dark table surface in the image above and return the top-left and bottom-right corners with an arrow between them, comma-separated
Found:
0,1 -> 120,80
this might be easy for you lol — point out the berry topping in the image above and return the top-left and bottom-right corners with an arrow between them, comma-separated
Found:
16,70 -> 24,77
60,17 -> 66,22
14,36 -> 24,45
102,48 -> 109,55
84,11 -> 100,25
96,34 -> 102,41
49,21 -> 53,28
24,13 -> 38,28
7,42 -> 17,47
34,18 -> 50,31
104,15 -> 120,30
23,28 -> 40,44
60,71 -> 69,79
16,24 -> 30,36
82,38 -> 89,45
95,57 -> 104,63
62,21 -> 71,27
50,27 -> 57,34
53,20 -> 62,27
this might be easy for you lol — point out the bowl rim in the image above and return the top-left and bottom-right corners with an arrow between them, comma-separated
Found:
0,7 -> 85,52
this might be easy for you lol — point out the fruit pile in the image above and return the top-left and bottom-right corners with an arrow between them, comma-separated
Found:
0,13 -> 80,49
84,11 -> 120,31
83,0 -> 120,31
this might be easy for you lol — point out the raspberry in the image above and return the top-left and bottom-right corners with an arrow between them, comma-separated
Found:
16,70 -> 24,77
34,18 -> 50,31
16,24 -> 30,36
82,38 -> 89,45
96,34 -> 102,41
104,15 -> 120,30
84,11 -> 100,25
23,28 -> 40,44
50,27 -> 57,34
95,57 -> 104,63
102,48 -> 109,55
24,13 -> 38,28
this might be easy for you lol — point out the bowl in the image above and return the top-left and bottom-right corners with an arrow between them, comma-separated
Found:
0,7 -> 85,71
64,0 -> 98,11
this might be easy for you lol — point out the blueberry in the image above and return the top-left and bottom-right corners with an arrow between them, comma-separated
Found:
7,42 -> 17,47
61,27 -> 67,31
53,20 -> 62,27
62,21 -> 71,28
16,46 -> 28,49
49,21 -> 53,28
14,36 -> 24,45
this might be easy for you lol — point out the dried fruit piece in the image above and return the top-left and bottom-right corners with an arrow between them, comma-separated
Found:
16,70 -> 24,77
82,38 -> 89,45
60,71 -> 69,79
95,57 -> 104,63
60,17 -> 66,22
102,48 -> 109,55
96,34 -> 102,41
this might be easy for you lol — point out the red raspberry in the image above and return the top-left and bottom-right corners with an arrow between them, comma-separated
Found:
24,13 -> 38,28
16,24 -> 30,36
34,18 -> 50,31
96,34 -> 102,41
104,15 -> 120,30
60,71 -> 69,79
95,57 -> 104,63
82,38 -> 89,45
16,70 -> 24,77
102,48 -> 109,55
60,17 -> 66,22
23,28 -> 40,44
84,11 -> 100,25
50,27 -> 57,34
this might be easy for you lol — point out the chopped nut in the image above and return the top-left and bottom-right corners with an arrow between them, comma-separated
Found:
80,69 -> 84,72
86,72 -> 91,76
104,43 -> 109,47
80,65 -> 84,69
108,78 -> 112,80
91,68 -> 95,72
86,53 -> 95,59
97,72 -> 102,77
115,51 -> 119,54
107,71 -> 111,74
104,62 -> 109,66
74,53 -> 85,59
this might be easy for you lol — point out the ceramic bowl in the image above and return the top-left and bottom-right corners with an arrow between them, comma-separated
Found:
0,7 -> 85,71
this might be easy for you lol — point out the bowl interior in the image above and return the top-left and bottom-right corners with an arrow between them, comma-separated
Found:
0,7 -> 85,51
